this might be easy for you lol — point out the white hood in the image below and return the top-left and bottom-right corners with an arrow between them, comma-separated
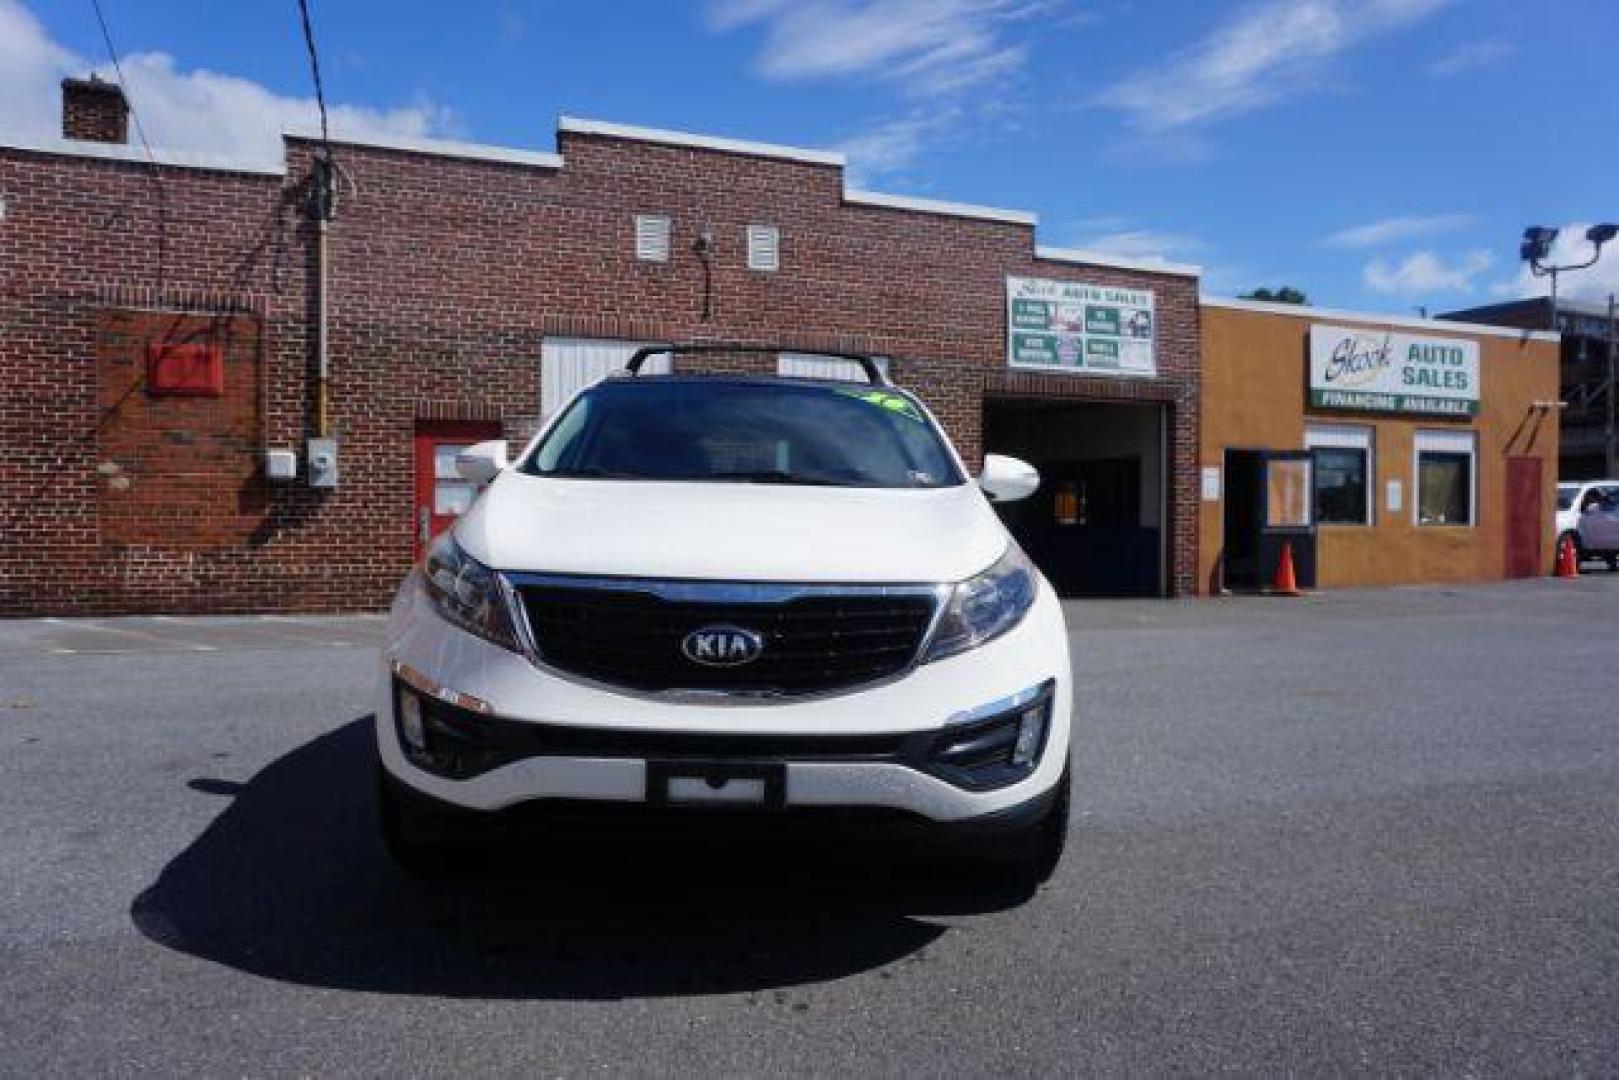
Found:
453,472 -> 1010,584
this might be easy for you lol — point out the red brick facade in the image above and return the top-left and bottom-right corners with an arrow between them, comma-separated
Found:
0,124 -> 1200,614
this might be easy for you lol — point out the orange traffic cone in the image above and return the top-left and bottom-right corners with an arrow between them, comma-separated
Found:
1271,541 -> 1303,596
1555,534 -> 1580,579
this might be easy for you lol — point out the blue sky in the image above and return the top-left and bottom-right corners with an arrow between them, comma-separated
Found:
5,0 -> 1618,311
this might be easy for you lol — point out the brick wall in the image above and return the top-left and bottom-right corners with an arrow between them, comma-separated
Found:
97,310 -> 264,551
0,129 -> 1202,614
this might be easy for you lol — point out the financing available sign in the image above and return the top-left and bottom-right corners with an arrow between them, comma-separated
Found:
1007,277 -> 1156,376
1309,324 -> 1480,417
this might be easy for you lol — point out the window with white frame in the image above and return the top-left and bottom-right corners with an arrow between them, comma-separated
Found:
1305,423 -> 1373,525
777,352 -> 890,383
1414,429 -> 1476,526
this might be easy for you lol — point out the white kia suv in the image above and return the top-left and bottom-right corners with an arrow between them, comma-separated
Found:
376,347 -> 1072,883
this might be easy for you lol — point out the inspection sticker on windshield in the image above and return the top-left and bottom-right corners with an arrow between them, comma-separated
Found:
836,388 -> 925,424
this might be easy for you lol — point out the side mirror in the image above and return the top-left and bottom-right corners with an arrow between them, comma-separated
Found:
455,440 -> 509,485
977,453 -> 1040,503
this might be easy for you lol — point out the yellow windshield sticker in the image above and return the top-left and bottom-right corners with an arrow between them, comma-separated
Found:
836,388 -> 925,424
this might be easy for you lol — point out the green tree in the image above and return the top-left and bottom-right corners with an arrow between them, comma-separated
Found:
1239,286 -> 1309,304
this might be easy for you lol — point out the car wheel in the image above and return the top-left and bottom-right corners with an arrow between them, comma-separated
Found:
377,772 -> 465,878
1608,555 -> 1618,572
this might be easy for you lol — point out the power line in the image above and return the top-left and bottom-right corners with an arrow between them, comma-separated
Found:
295,0 -> 333,156
87,0 -> 157,167
86,0 -> 168,287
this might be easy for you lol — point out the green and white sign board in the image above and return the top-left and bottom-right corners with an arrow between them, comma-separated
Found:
1309,324 -> 1480,417
1007,277 -> 1156,376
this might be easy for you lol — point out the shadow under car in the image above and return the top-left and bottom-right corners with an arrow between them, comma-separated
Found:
132,717 -> 1049,1000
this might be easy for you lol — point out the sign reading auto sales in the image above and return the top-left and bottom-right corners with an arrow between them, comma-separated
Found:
1309,324 -> 1480,417
1007,277 -> 1156,377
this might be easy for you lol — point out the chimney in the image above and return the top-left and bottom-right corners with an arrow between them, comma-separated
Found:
62,75 -> 130,144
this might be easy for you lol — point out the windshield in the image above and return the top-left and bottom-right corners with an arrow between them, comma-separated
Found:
1557,484 -> 1578,510
525,379 -> 963,488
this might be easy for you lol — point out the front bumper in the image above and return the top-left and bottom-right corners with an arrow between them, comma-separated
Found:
374,577 -> 1072,825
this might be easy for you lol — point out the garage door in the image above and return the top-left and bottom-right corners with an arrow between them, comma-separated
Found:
777,352 -> 889,383
540,337 -> 670,418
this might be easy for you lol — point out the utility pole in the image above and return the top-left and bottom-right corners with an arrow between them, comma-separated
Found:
1608,292 -> 1617,478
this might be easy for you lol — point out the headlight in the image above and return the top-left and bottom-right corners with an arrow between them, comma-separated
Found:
420,533 -> 521,652
921,544 -> 1038,663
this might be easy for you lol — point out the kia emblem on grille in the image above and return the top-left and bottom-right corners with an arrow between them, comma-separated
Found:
681,625 -> 765,667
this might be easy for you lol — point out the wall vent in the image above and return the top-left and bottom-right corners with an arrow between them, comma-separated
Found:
747,224 -> 780,272
635,215 -> 672,263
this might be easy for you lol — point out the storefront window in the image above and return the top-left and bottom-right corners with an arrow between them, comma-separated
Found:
1311,447 -> 1368,524
1304,424 -> 1373,526
1415,430 -> 1476,526
1265,458 -> 1312,527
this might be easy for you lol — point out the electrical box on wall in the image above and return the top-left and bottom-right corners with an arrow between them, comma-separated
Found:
146,341 -> 224,396
263,449 -> 298,480
307,438 -> 339,489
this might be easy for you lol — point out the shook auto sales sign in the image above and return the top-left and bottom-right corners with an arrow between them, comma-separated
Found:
1007,277 -> 1156,376
1309,324 -> 1480,417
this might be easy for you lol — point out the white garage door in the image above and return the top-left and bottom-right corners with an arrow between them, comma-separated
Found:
777,352 -> 889,383
540,337 -> 670,418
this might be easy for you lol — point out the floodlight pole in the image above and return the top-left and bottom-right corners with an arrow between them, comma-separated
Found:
1522,225 -> 1619,477
1608,292 -> 1617,478
1525,228 -> 1611,332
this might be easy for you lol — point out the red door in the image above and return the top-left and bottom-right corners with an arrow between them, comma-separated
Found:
1504,457 -> 1541,578
413,419 -> 502,558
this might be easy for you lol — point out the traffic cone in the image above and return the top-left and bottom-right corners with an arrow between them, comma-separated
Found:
1271,541 -> 1303,596
1556,534 -> 1580,579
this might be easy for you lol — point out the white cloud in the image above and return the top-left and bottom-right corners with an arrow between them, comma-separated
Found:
0,0 -> 456,168
1325,213 -> 1473,249
1427,38 -> 1513,78
1363,248 -> 1493,296
1492,224 -> 1619,303
1067,228 -> 1203,263
706,0 -> 1047,96
835,111 -> 961,184
0,0 -> 75,133
1099,0 -> 1452,132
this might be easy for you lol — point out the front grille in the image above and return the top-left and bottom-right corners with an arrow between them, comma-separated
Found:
512,578 -> 938,696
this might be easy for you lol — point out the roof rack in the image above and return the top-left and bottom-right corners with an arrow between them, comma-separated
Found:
622,344 -> 891,387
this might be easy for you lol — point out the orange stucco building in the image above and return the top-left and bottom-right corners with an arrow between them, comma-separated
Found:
1198,298 -> 1562,593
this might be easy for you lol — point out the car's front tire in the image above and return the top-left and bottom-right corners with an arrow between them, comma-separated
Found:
377,772 -> 467,878
953,768 -> 1070,889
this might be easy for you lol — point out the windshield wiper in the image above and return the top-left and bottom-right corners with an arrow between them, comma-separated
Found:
544,467 -> 643,479
708,470 -> 844,486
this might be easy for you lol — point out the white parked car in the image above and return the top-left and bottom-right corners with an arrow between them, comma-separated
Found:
376,347 -> 1073,885
1568,486 -> 1619,569
1557,480 -> 1619,569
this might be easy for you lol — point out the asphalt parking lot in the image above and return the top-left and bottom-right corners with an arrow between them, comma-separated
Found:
3,575 -> 1618,1077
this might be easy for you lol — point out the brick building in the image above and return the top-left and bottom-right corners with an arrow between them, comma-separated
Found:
1440,296 -> 1617,480
1199,299 -> 1560,593
2,81 -> 1201,615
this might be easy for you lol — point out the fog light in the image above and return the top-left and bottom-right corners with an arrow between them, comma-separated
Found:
398,688 -> 426,751
1011,703 -> 1048,767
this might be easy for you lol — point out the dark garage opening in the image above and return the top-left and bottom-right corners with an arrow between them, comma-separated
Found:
984,398 -> 1166,598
